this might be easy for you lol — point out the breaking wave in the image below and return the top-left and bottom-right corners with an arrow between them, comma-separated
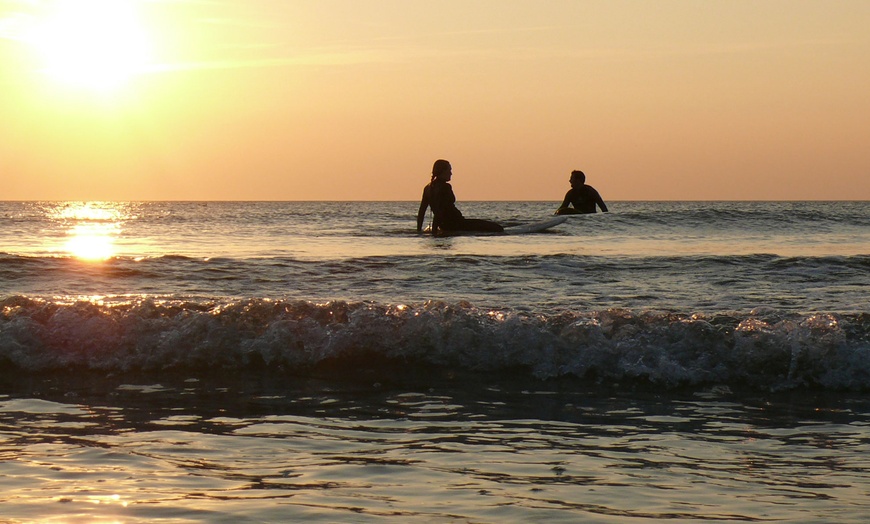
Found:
2,296 -> 869,391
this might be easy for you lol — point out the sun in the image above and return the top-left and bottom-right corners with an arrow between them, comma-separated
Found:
25,0 -> 153,93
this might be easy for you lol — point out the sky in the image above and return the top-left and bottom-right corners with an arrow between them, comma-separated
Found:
1,0 -> 869,201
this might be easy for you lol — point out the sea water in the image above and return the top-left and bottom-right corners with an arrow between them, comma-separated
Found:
1,200 -> 869,523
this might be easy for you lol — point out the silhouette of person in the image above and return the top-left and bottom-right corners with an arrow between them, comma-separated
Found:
417,159 -> 503,234
416,167 -> 435,233
555,170 -> 608,214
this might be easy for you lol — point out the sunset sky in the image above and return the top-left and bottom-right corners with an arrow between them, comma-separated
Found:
1,0 -> 868,201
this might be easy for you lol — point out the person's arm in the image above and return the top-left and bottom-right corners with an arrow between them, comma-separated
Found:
594,188 -> 608,212
556,190 -> 573,213
416,185 -> 430,232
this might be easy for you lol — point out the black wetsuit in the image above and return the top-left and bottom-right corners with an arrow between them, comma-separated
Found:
422,180 -> 503,234
556,185 -> 608,214
416,183 -> 432,232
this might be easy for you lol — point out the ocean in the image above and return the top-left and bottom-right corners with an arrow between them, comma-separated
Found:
1,200 -> 869,523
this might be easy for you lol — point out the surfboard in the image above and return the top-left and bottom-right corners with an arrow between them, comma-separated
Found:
502,216 -> 568,235
424,216 -> 567,236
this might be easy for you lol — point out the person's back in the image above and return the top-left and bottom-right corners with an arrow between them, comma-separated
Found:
556,170 -> 608,215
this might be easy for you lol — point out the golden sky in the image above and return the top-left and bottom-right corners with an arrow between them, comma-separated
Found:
1,0 -> 868,201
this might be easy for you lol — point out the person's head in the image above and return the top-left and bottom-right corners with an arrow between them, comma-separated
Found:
432,159 -> 452,181
570,170 -> 586,188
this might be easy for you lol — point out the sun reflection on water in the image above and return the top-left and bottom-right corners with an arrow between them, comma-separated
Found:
50,202 -> 131,260
65,222 -> 119,260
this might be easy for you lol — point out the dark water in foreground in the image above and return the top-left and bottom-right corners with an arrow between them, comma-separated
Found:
3,371 -> 870,523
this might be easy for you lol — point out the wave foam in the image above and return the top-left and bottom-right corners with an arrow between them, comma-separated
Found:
2,296 -> 869,391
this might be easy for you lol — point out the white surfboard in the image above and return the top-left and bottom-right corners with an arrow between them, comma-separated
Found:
425,216 -> 567,236
502,216 -> 568,235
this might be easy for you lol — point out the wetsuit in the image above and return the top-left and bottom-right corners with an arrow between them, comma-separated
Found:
416,183 -> 432,232
556,185 -> 608,214
428,180 -> 503,234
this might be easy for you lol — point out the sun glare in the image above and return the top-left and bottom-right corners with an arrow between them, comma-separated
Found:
50,202 -> 128,260
66,224 -> 118,260
25,0 -> 153,92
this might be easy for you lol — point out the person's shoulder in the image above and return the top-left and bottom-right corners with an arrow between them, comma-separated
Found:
430,180 -> 449,194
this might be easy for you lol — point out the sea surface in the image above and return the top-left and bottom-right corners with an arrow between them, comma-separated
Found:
1,200 -> 869,523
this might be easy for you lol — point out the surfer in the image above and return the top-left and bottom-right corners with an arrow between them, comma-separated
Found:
555,170 -> 608,214
417,159 -> 503,234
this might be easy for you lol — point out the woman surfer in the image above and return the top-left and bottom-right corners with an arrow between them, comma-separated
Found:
417,159 -> 503,235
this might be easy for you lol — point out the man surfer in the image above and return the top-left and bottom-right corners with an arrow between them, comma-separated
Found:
555,170 -> 608,214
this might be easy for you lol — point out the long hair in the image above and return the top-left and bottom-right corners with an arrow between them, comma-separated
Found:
432,159 -> 451,182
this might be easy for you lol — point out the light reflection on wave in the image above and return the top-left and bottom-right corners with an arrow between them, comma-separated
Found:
1,376 -> 868,523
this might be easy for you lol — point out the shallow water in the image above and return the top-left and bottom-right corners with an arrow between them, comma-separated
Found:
3,373 -> 870,523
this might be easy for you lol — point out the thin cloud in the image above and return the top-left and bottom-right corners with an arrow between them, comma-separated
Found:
143,48 -> 389,73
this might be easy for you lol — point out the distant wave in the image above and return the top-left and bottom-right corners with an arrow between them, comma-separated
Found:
2,252 -> 869,315
2,296 -> 868,391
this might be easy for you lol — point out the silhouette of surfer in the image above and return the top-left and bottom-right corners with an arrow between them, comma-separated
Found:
555,170 -> 608,214
417,159 -> 503,234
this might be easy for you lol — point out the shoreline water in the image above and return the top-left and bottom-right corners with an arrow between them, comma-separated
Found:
3,365 -> 870,523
